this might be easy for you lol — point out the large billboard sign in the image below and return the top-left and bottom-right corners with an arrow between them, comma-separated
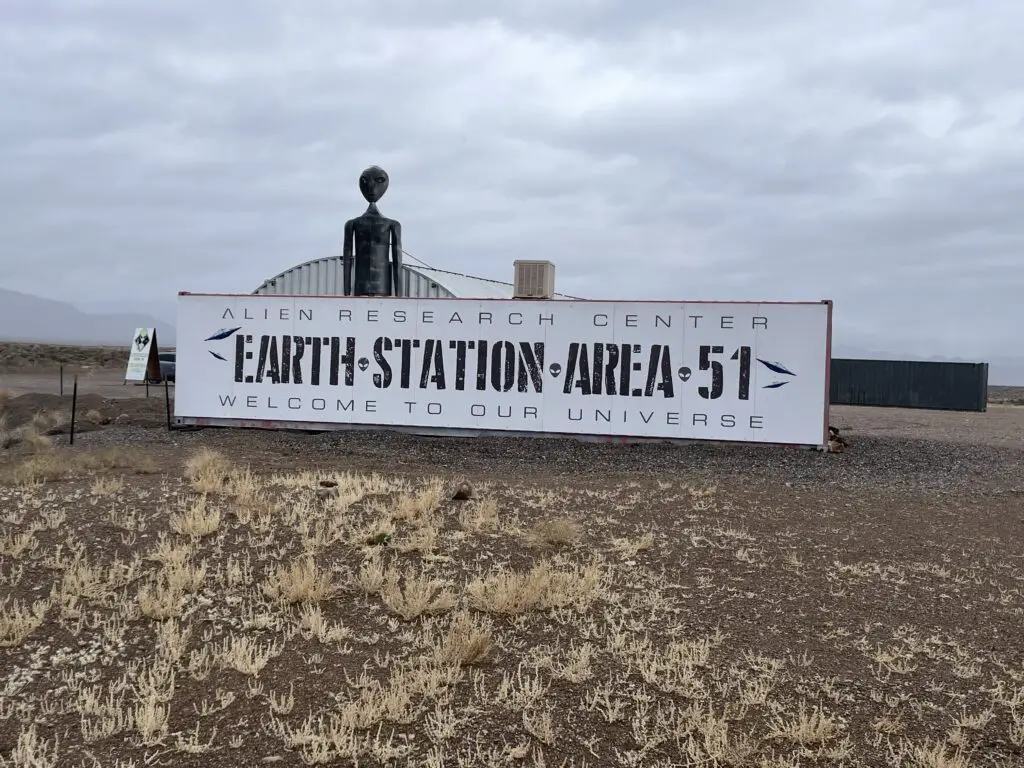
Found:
174,293 -> 832,446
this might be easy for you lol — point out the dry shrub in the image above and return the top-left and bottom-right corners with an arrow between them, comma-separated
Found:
0,446 -> 155,487
164,555 -> 207,594
84,409 -> 104,424
0,387 -> 11,411
459,497 -> 499,532
0,453 -> 66,486
185,448 -> 231,493
31,409 -> 66,434
224,466 -> 262,504
902,739 -> 971,768
394,522 -> 439,554
4,724 -> 58,768
351,515 -> 396,549
263,555 -> 340,604
19,427 -> 54,455
392,478 -> 446,522
611,532 -> 655,558
137,579 -> 185,620
215,634 -> 283,676
80,447 -> 158,473
60,555 -> 140,604
89,476 -> 125,496
467,559 -> 604,615
297,604 -> 350,644
433,609 -> 494,667
0,412 -> 12,449
353,555 -> 390,595
0,597 -> 49,646
768,701 -> 842,745
138,558 -> 206,620
0,529 -> 38,558
169,495 -> 221,538
524,517 -> 583,549
147,535 -> 193,568
380,566 -> 456,620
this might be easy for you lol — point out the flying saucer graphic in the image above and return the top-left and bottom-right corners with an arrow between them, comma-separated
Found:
757,358 -> 796,389
204,326 -> 242,361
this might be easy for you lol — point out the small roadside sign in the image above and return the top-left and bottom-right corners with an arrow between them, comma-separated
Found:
124,327 -> 160,383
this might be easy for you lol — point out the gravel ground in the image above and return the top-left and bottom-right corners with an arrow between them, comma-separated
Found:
65,405 -> 1024,497
3,391 -> 1023,766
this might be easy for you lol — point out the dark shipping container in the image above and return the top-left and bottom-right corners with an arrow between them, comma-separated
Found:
829,359 -> 988,412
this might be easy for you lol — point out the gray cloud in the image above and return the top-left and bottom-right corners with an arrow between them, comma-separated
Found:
1,0 -> 1022,365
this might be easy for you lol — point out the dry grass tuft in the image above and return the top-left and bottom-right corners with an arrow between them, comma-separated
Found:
31,409 -> 67,435
610,531 -> 655,558
467,558 -> 604,615
392,477 -> 446,523
0,413 -> 13,450
768,700 -> 842,746
89,476 -> 125,496
0,453 -> 65,485
1,445 -> 159,486
524,517 -> 583,549
0,597 -> 49,646
81,446 -> 158,473
20,427 -> 54,455
184,448 -> 231,493
3,723 -> 58,767
169,494 -> 221,538
459,496 -> 499,532
380,566 -> 456,620
433,609 -> 494,667
262,555 -> 340,604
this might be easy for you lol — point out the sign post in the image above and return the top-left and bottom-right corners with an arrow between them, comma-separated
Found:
124,327 -> 161,385
173,294 -> 833,448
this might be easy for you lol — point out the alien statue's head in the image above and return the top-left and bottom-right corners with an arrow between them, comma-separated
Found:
359,166 -> 389,204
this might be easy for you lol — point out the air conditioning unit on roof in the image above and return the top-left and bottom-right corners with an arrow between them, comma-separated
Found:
513,260 -> 556,299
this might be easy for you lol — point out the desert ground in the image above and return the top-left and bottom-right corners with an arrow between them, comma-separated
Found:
0,344 -> 1022,767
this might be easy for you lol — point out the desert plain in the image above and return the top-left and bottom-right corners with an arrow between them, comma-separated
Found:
0,341 -> 1022,767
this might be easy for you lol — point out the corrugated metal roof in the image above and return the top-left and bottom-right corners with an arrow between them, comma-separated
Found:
253,256 -> 578,300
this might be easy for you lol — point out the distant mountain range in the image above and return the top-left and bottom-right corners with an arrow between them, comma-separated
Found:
0,288 -> 1020,383
0,288 -> 176,347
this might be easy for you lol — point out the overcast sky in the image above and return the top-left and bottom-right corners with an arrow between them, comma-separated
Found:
2,0 -> 1022,360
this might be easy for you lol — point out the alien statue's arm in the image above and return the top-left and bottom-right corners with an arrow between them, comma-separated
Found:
390,220 -> 403,297
342,218 -> 354,296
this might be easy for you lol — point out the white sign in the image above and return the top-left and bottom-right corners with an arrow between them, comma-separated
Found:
174,294 -> 832,446
125,327 -> 156,381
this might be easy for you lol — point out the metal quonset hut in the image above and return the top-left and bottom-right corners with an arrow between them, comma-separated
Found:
253,256 -> 577,300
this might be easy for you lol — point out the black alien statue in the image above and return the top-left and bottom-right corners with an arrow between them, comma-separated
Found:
342,166 -> 403,297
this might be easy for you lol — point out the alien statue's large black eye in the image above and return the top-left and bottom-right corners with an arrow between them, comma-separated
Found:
375,176 -> 385,183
